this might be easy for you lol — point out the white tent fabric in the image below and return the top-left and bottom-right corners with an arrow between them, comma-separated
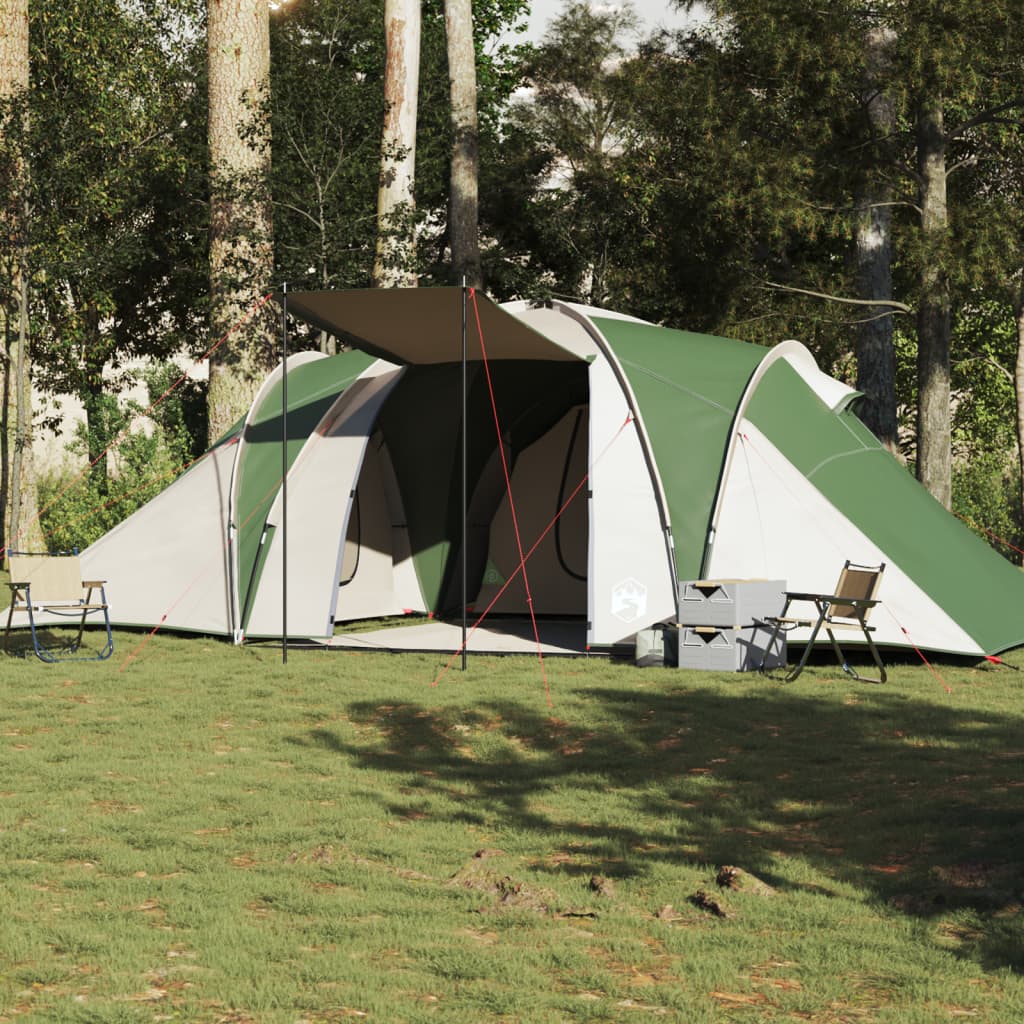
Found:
586,351 -> 677,645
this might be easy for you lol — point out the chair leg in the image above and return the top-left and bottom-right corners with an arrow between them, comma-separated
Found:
783,610 -> 828,682
825,625 -> 887,684
758,619 -> 785,673
97,589 -> 113,660
26,606 -> 54,663
3,599 -> 14,653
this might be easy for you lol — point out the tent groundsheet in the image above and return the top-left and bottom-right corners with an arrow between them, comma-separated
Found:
326,618 -> 588,655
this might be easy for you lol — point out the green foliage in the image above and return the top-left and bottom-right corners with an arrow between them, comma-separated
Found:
952,449 -> 1022,565
2,644 -> 1024,1019
141,361 -> 209,462
13,0 -> 207,405
37,399 -> 191,551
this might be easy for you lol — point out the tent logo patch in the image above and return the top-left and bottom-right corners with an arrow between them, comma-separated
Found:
611,577 -> 647,623
482,559 -> 506,586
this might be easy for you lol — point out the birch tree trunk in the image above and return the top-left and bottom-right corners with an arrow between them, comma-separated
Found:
207,0 -> 277,444
915,95 -> 952,508
0,0 -> 42,556
854,25 -> 898,454
373,0 -> 420,288
445,0 -> 481,288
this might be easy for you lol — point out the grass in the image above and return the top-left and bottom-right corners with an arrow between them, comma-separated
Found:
1,629 -> 1023,1022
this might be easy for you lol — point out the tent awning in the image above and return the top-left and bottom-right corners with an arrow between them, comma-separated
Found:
280,287 -> 584,364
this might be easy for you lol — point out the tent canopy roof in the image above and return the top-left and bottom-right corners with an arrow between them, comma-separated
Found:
281,288 -> 584,365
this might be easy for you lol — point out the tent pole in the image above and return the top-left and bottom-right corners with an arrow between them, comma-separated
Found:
281,282 -> 289,665
461,278 -> 468,670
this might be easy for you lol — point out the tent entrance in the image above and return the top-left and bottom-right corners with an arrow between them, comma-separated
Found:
329,361 -> 591,628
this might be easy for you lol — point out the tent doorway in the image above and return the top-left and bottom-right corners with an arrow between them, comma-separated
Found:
331,361 -> 591,628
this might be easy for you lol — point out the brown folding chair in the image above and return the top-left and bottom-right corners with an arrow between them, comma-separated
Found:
761,561 -> 886,683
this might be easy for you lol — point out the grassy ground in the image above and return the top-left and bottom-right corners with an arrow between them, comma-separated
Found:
1,629 -> 1023,1023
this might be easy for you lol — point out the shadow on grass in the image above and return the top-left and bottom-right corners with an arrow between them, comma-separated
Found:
1,626 -> 112,661
295,679 -> 1024,973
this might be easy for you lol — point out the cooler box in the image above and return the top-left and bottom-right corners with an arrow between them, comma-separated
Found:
667,623 -> 786,672
677,579 -> 786,628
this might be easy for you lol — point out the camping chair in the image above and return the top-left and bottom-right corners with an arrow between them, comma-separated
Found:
760,561 -> 886,683
4,551 -> 113,662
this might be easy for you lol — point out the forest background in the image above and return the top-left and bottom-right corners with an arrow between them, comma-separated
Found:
1,0 -> 1023,563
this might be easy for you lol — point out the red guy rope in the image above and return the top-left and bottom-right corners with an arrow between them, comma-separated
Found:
432,411 -> 635,689
467,289 -> 551,703
953,512 -> 1024,560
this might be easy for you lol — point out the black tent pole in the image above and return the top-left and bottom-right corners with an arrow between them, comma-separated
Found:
281,282 -> 289,665
461,278 -> 468,671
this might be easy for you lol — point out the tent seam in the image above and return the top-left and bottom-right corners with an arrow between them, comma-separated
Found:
616,358 -> 734,417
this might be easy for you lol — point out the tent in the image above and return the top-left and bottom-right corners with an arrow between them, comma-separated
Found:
18,287 -> 1024,657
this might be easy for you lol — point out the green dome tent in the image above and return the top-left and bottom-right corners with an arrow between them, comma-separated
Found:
20,287 -> 1024,656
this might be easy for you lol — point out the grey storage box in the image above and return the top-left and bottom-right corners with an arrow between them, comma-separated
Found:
635,627 -> 666,667
667,623 -> 786,672
677,578 -> 786,628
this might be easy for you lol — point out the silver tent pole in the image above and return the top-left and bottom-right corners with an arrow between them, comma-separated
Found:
461,278 -> 468,670
281,282 -> 289,665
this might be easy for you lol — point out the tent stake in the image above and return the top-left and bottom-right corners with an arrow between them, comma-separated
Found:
461,278 -> 468,670
281,282 -> 289,665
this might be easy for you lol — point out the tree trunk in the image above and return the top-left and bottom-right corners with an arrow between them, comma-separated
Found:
373,0 -> 421,288
0,0 -> 42,556
915,95 -> 952,507
445,0 -> 481,289
207,0 -> 277,444
854,25 -> 898,454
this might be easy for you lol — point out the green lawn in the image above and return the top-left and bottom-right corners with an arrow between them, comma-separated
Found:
1,631 -> 1023,1022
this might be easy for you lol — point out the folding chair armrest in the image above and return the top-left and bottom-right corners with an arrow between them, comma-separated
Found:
8,581 -> 29,589
762,614 -> 816,628
786,591 -> 879,608
81,580 -> 107,588
820,594 -> 879,608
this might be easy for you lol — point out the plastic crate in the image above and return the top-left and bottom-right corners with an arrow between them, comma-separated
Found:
667,623 -> 786,672
677,579 -> 786,628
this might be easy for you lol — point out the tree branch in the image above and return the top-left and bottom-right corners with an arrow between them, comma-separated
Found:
948,97 -> 1024,140
953,354 -> 1014,385
763,281 -> 911,312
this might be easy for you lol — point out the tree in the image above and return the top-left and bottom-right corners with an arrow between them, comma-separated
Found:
853,24 -> 899,453
444,0 -> 481,287
269,0 -> 386,329
207,0 -> 278,441
481,1 -> 640,305
373,0 -> 421,286
0,0 -> 42,554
